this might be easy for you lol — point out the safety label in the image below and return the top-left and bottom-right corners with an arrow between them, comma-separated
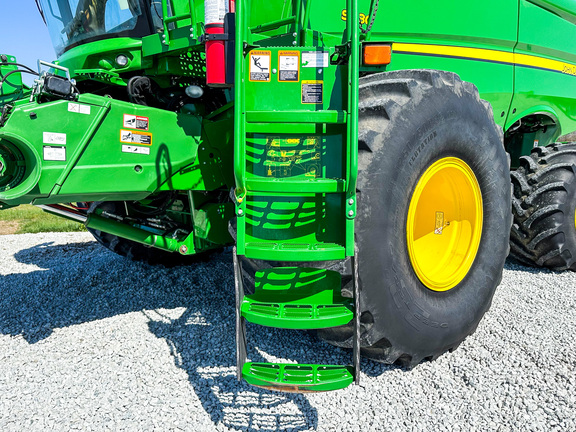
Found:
302,51 -> 329,68
122,145 -> 151,155
43,146 -> 66,161
302,81 -> 323,104
120,130 -> 152,145
249,51 -> 271,82
278,51 -> 300,82
434,211 -> 445,235
43,132 -> 66,145
123,114 -> 149,131
68,103 -> 91,115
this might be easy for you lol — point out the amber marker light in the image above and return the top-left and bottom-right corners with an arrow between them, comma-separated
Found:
363,44 -> 392,66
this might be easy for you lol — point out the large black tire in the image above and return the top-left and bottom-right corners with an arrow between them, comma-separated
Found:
510,143 -> 576,271
318,70 -> 511,367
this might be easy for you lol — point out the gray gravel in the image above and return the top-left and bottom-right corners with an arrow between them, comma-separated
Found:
0,232 -> 575,431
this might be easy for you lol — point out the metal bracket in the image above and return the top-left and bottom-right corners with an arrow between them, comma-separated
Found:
330,43 -> 351,66
352,245 -> 361,384
233,247 -> 247,380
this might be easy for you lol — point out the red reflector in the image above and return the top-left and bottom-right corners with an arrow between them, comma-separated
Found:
363,44 -> 392,66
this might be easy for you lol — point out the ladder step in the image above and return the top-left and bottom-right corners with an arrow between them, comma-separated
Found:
246,178 -> 346,193
244,242 -> 345,261
242,267 -> 353,329
242,363 -> 354,392
246,110 -> 347,124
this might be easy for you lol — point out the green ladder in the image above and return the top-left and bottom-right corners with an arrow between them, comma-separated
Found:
233,0 -> 360,392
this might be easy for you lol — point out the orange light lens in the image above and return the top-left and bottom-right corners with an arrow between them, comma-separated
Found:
363,44 -> 392,66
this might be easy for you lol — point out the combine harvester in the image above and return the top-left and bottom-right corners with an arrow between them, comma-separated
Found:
1,0 -> 575,391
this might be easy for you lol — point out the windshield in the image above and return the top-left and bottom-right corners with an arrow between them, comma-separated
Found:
39,0 -> 150,56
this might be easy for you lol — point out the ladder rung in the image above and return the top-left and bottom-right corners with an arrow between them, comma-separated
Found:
246,178 -> 346,193
244,242 -> 345,261
243,363 -> 354,392
246,110 -> 347,124
250,17 -> 297,34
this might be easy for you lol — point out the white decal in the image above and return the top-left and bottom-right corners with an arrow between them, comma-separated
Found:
43,132 -> 67,145
43,146 -> 66,161
122,145 -> 151,155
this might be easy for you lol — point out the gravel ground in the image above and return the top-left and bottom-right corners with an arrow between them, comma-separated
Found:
0,232 -> 575,431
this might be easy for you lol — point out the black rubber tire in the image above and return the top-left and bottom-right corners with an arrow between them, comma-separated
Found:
87,201 -> 214,266
318,70 -> 511,367
510,143 -> 576,271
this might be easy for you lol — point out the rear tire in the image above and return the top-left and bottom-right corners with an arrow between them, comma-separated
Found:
318,70 -> 511,367
510,143 -> 576,271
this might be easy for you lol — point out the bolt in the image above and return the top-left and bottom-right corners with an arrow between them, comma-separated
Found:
293,32 -> 297,37
318,69 -> 323,74
272,68 -> 277,74
29,112 -> 37,119
348,198 -> 354,205
292,41 -> 297,45
348,210 -> 354,216
179,245 -> 188,254
238,209 -> 244,215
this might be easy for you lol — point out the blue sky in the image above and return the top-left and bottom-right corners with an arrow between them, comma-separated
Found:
0,2 -> 57,84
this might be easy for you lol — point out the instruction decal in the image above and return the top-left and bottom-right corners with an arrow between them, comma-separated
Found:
249,50 -> 271,82
123,114 -> 149,131
122,145 -> 151,155
302,51 -> 329,68
278,51 -> 300,82
43,146 -> 66,161
120,130 -> 152,145
43,132 -> 67,145
68,103 -> 91,115
302,80 -> 323,104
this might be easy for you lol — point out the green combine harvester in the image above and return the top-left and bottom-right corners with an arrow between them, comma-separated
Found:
1,0 -> 576,392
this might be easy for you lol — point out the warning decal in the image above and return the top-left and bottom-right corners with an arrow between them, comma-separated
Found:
249,51 -> 271,82
123,114 -> 149,131
122,145 -> 151,155
120,130 -> 152,145
302,81 -> 323,104
43,146 -> 66,161
278,51 -> 300,82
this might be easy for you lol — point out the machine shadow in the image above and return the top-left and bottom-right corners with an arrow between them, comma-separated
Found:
0,239 -> 332,431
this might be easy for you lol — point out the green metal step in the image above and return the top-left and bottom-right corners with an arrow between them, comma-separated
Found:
244,242 -> 346,261
242,362 -> 354,392
246,110 -> 347,124
246,178 -> 346,193
242,267 -> 353,329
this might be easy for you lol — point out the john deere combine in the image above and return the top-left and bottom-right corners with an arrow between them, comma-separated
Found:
1,0 -> 576,391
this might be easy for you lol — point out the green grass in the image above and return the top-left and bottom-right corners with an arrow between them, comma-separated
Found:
0,205 -> 86,234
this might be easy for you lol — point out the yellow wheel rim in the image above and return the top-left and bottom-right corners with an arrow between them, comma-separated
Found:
407,157 -> 483,292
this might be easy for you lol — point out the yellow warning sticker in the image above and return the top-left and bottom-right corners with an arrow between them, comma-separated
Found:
302,80 -> 323,104
278,51 -> 300,82
120,129 -> 152,146
249,50 -> 271,82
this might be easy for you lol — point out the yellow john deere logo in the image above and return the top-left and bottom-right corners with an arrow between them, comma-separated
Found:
341,9 -> 370,25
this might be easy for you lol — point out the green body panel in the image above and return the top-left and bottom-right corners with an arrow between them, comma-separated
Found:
0,93 -> 230,206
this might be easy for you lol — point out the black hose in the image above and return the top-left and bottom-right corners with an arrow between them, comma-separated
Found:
0,69 -> 39,91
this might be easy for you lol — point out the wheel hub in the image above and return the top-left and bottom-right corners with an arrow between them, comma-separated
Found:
406,157 -> 483,291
